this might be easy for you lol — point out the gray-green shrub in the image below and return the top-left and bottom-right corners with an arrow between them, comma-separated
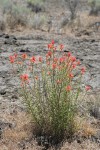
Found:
0,0 -> 31,29
88,0 -> 100,15
65,0 -> 78,20
27,0 -> 45,13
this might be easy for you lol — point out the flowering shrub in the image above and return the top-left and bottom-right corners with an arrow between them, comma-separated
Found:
9,41 -> 90,144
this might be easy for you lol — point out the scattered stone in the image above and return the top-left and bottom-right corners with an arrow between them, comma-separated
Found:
0,90 -> 6,95
10,109 -> 18,115
0,33 -> 5,37
4,39 -> 17,45
64,50 -> 70,52
91,39 -> 95,43
18,141 -> 25,149
11,95 -> 18,99
91,130 -> 100,143
0,127 -> 2,139
4,34 -> 9,39
0,121 -> 12,129
90,106 -> 100,119
8,122 -> 16,129
95,130 -> 100,141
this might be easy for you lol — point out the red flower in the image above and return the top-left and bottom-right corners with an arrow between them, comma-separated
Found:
51,40 -> 55,45
22,54 -> 27,59
10,59 -> 15,63
47,71 -> 51,75
39,56 -> 42,62
70,56 -> 76,62
69,73 -> 74,78
53,47 -> 56,51
81,67 -> 86,75
52,63 -> 57,69
60,44 -> 64,50
67,52 -> 71,57
66,85 -> 71,92
72,63 -> 77,69
58,65 -> 63,70
9,55 -> 15,63
46,61 -> 50,66
14,53 -> 18,58
46,51 -> 52,57
35,76 -> 38,80
48,43 -> 53,49
17,61 -> 23,65
56,79 -> 62,84
85,85 -> 91,91
59,56 -> 66,63
54,57 -> 58,63
77,60 -> 81,65
59,57 -> 64,63
30,56 -> 36,63
20,74 -> 29,82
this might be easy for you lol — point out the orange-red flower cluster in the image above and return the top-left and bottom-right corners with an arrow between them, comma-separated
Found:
52,63 -> 57,70
81,67 -> 86,75
22,54 -> 27,59
48,40 -> 54,49
39,56 -> 42,62
66,85 -> 71,92
9,40 -> 87,94
20,74 -> 29,83
85,85 -> 91,91
69,73 -> 74,78
30,56 -> 36,63
46,51 -> 52,58
9,55 -> 15,63
60,44 -> 64,50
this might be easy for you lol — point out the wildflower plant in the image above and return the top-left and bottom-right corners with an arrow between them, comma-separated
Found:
9,41 -> 90,143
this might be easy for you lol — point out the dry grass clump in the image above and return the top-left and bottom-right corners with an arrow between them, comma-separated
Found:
0,110 -> 42,150
61,139 -> 100,150
2,111 -> 32,142
29,14 -> 47,29
78,12 -> 100,28
60,11 -> 100,34
77,119 -> 96,138
0,16 -> 6,31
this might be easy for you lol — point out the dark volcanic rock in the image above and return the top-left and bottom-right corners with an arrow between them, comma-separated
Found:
11,94 -> 18,99
0,90 -> 6,95
4,39 -> 17,45
19,48 -> 31,53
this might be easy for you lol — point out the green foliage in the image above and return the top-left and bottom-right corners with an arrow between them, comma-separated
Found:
9,41 -> 89,144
